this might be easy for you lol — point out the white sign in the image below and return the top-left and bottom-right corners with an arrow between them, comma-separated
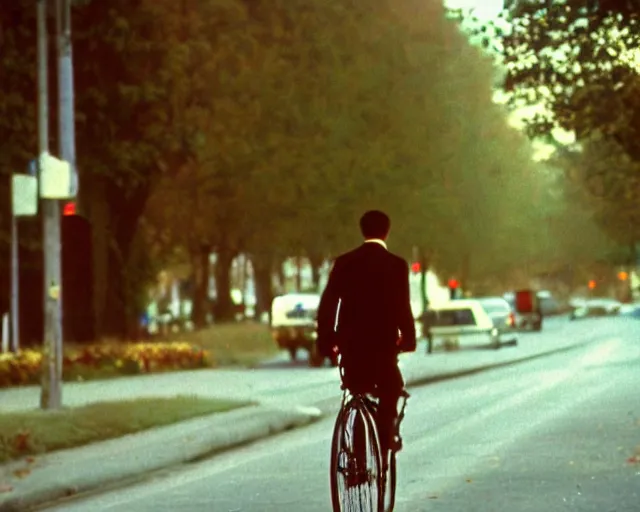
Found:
39,151 -> 75,199
11,175 -> 39,216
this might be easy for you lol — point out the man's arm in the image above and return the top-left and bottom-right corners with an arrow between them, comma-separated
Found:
397,259 -> 416,353
316,259 -> 342,356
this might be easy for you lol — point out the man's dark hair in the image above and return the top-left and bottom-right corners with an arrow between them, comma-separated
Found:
359,210 -> 391,240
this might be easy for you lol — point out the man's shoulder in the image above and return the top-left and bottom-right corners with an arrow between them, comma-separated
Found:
332,245 -> 408,271
387,251 -> 409,269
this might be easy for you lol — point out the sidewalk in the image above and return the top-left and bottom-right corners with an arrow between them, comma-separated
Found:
0,405 -> 322,512
0,317 -> 611,511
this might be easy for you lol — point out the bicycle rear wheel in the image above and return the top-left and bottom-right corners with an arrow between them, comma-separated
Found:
330,398 -> 384,512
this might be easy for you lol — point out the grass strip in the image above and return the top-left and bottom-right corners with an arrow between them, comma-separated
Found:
0,396 -> 248,463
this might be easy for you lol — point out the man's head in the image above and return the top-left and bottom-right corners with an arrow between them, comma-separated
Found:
359,210 -> 391,240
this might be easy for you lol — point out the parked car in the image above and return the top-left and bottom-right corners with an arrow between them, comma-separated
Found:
569,298 -> 622,320
270,293 -> 320,365
424,299 -> 518,353
476,296 -> 517,334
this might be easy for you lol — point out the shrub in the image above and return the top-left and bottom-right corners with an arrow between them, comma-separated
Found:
0,342 -> 212,388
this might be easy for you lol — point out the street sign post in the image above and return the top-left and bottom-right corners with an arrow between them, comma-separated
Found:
10,174 -> 39,353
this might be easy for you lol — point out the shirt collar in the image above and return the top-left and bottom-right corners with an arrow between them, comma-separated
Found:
364,238 -> 387,250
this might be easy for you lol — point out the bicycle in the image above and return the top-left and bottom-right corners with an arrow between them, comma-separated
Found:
330,372 -> 410,512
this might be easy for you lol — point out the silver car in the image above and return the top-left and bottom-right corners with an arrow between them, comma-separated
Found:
477,297 -> 517,335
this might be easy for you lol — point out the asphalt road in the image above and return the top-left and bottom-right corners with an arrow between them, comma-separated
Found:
42,318 -> 640,511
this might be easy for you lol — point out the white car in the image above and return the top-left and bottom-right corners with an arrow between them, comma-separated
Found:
569,298 -> 622,320
424,299 -> 518,352
270,293 -> 328,365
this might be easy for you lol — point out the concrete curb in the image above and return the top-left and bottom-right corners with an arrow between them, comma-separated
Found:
406,340 -> 587,389
311,340 -> 590,416
0,405 -> 322,512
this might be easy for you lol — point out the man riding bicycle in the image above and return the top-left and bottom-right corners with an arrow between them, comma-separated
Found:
317,210 -> 417,461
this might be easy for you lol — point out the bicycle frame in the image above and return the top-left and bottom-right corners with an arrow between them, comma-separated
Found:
338,373 -> 410,449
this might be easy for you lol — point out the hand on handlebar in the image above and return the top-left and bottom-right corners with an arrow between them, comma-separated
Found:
396,336 -> 416,353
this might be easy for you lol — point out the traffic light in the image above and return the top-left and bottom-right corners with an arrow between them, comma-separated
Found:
62,201 -> 76,216
588,280 -> 597,290
411,262 -> 421,273
448,279 -> 459,300
618,271 -> 629,281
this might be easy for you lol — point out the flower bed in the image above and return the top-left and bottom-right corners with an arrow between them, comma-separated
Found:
0,342 -> 212,388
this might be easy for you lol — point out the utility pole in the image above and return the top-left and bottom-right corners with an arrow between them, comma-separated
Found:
57,0 -> 78,198
38,0 -> 63,410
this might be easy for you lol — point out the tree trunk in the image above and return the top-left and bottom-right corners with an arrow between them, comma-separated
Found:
252,254 -> 274,321
86,177 -> 109,342
213,247 -> 236,322
460,251 -> 471,296
295,254 -> 302,292
630,242 -> 639,267
191,244 -> 211,329
275,258 -> 286,294
308,252 -> 323,292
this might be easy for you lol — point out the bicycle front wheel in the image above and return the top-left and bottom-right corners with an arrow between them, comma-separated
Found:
330,399 -> 384,512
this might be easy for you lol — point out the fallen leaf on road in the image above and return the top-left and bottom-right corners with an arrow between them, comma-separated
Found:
0,484 -> 13,493
465,479 -> 473,483
13,469 -> 31,479
25,457 -> 35,464
428,495 -> 439,499
627,456 -> 639,465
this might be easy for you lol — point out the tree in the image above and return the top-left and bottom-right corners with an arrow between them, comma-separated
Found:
465,0 -> 640,246
145,0 -> 587,313
0,2 -> 49,344
552,136 -> 640,247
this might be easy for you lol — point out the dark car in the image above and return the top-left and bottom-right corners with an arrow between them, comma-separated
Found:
503,290 -> 543,331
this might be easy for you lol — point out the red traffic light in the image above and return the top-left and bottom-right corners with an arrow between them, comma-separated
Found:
448,279 -> 459,289
63,201 -> 76,216
411,262 -> 421,273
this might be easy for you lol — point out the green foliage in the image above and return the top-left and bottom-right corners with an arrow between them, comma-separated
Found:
143,0 -> 569,290
499,1 -> 640,154
460,0 -> 640,247
7,0 -> 622,336
0,2 -> 39,261
552,136 -> 640,245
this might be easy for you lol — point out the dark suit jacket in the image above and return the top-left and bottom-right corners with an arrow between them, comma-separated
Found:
317,241 -> 417,365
